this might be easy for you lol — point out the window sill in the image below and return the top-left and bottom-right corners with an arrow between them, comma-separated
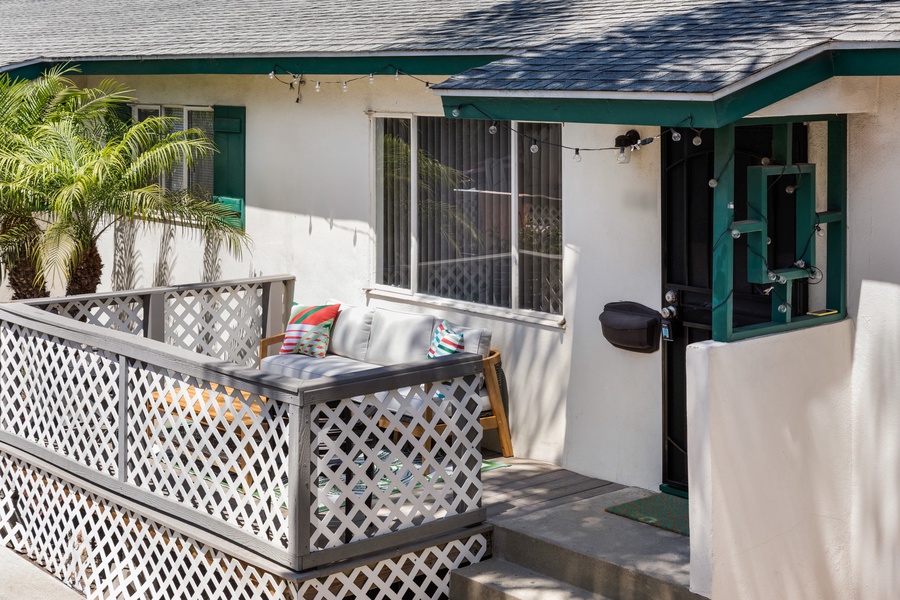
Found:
365,287 -> 566,329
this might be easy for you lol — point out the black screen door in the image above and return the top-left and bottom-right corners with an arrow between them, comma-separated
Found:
661,124 -> 809,491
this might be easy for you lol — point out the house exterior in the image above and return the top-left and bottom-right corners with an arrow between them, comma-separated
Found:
2,1 -> 900,598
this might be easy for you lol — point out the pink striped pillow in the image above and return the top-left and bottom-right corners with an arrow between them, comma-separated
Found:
280,304 -> 341,357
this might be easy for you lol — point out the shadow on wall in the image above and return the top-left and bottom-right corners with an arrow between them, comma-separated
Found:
152,225 -> 176,287
203,235 -> 222,283
851,279 -> 900,600
112,222 -> 142,291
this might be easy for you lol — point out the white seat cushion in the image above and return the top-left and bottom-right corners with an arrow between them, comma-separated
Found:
261,354 -> 375,379
328,305 -> 375,361
365,309 -> 436,365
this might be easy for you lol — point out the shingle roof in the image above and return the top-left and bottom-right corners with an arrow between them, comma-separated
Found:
2,0 -> 899,95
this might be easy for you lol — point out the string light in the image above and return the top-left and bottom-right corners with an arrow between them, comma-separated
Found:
268,71 -> 275,79
451,107 -> 461,118
315,81 -> 320,92
709,179 -> 718,188
489,122 -> 498,135
573,149 -> 582,163
671,131 -> 682,142
692,132 -> 703,146
342,81 -> 348,93
530,140 -> 539,154
731,229 -> 741,239
369,73 -> 375,84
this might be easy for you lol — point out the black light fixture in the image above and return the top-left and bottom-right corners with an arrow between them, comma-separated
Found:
615,129 -> 655,164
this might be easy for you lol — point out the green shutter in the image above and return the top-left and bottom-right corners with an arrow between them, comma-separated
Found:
212,105 -> 246,229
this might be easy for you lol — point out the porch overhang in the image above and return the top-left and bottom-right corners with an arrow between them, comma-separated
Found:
436,45 -> 900,128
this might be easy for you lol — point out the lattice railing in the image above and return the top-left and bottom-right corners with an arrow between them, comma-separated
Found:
25,275 -> 295,368
0,301 -> 486,580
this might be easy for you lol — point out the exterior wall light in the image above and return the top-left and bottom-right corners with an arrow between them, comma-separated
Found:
614,129 -> 654,164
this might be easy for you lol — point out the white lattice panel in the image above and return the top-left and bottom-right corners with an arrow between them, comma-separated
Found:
0,451 -> 487,600
297,532 -> 488,599
127,361 -> 291,549
310,378 -> 483,550
165,284 -> 263,366
0,452 -> 294,600
0,323 -> 121,477
42,295 -> 145,335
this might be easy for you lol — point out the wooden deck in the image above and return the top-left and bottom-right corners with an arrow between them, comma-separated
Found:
481,454 -> 625,522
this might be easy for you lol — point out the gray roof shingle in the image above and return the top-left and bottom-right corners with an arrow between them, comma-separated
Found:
1,0 -> 899,95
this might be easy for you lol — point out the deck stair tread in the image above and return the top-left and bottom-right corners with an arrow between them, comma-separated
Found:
450,558 -> 614,600
462,465 -> 710,600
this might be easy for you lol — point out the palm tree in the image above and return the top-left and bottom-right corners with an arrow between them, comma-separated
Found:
0,66 -> 129,298
0,67 -> 249,296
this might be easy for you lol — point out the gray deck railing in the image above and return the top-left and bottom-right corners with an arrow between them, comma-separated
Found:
0,282 -> 485,573
24,275 -> 296,368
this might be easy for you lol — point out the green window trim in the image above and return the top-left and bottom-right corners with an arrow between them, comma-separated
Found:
711,117 -> 847,342
213,195 -> 246,229
213,105 -> 246,231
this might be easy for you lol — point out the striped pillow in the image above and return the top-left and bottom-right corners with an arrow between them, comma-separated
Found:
280,304 -> 341,358
427,320 -> 465,358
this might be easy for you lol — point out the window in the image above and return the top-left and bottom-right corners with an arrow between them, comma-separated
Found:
133,105 -> 246,228
375,117 -> 562,314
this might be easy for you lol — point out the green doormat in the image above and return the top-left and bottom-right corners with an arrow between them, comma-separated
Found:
605,493 -> 689,536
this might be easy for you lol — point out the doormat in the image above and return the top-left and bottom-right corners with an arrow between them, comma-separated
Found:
605,493 -> 689,536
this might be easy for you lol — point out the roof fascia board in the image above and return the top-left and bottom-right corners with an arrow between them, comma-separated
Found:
441,47 -> 839,127
9,55 -> 507,77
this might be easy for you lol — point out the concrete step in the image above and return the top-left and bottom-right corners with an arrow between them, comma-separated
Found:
490,487 -> 707,600
450,558 -> 613,600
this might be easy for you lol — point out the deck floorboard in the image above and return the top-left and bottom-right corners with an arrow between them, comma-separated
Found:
481,454 -> 623,522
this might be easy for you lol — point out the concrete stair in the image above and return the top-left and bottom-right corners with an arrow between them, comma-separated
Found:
450,487 -> 708,600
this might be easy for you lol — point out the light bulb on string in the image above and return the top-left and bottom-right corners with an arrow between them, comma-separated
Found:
731,229 -> 741,239
671,130 -> 682,142
727,201 -> 735,209
816,225 -> 825,237
315,82 -> 320,92
530,140 -> 539,154
761,157 -> 771,166
693,134 -> 703,146
778,303 -> 789,314
777,275 -> 788,285
342,82 -> 348,93
708,179 -> 718,188
369,73 -> 374,84
395,70 -> 400,80
785,184 -> 796,194
268,71 -> 275,79
573,149 -> 582,163
489,122 -> 498,135
768,271 -> 777,282
451,107 -> 461,118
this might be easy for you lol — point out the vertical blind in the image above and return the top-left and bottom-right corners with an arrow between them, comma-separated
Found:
375,118 -> 411,288
417,117 -> 511,307
187,110 -> 215,200
518,123 -> 563,314
376,116 -> 561,315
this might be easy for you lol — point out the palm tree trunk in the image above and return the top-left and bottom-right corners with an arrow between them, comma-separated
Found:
65,241 -> 104,296
6,256 -> 49,300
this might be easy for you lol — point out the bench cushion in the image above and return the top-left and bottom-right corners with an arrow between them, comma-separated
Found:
261,354 -> 375,379
365,309 -> 436,366
328,305 -> 374,362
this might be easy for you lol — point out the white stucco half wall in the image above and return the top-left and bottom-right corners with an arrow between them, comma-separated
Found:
687,320 -> 854,599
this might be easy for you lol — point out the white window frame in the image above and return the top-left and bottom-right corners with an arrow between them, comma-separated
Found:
368,112 -> 565,327
132,104 -> 214,193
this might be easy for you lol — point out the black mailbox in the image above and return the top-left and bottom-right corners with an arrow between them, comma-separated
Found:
598,301 -> 662,353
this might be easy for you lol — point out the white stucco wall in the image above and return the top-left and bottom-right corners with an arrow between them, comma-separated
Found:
34,74 -> 666,489
688,76 -> 900,600
687,321 -> 854,599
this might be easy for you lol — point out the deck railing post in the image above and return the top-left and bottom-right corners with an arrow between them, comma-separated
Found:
262,280 -> 286,339
144,292 -> 165,342
117,355 -> 129,483
289,401 -> 312,567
